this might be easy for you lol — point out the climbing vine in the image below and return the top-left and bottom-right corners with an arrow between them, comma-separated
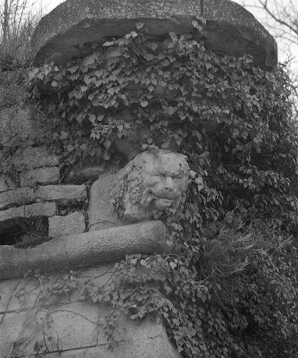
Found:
26,24 -> 298,357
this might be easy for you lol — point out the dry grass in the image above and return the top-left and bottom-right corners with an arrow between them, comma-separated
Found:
0,0 -> 42,68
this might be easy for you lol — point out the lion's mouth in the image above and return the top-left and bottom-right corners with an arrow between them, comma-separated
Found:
154,198 -> 173,210
141,188 -> 180,211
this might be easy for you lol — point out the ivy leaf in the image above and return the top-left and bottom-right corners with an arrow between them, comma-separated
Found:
141,100 -> 148,107
104,139 -> 112,149
146,42 -> 158,51
89,114 -> 96,124
143,53 -> 154,61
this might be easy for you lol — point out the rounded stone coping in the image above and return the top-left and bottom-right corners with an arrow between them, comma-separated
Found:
0,220 -> 168,280
31,0 -> 277,71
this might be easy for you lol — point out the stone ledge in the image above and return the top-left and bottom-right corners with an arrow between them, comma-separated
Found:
0,220 -> 169,280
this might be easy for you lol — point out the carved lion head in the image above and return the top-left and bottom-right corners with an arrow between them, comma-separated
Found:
112,149 -> 189,223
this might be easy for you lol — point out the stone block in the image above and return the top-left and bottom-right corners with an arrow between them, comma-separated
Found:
13,146 -> 59,171
20,166 -> 60,187
48,211 -> 85,237
0,174 -> 17,193
36,184 -> 87,205
0,184 -> 86,211
0,187 -> 35,210
0,202 -> 57,232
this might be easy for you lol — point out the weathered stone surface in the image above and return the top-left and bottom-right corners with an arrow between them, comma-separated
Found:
49,211 -> 85,237
0,310 -> 27,358
0,105 -> 43,147
32,0 -> 277,71
36,184 -> 87,205
0,294 -> 179,358
13,146 -> 59,171
0,276 -> 41,313
88,172 -> 122,232
113,150 -> 189,223
0,202 -> 57,235
60,318 -> 181,358
0,174 -> 17,193
0,71 -> 27,109
0,301 -> 100,357
0,220 -> 169,279
0,187 -> 35,210
0,184 -> 86,210
0,265 -> 114,313
20,166 -> 60,187
64,161 -> 118,183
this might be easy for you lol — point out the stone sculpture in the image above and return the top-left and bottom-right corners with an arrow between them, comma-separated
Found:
112,149 -> 190,223
0,0 -> 279,357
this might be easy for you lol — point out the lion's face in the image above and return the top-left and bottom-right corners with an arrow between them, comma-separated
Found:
113,150 -> 189,222
140,152 -> 189,212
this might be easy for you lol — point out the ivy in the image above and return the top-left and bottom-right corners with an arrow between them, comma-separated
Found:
27,26 -> 298,357
28,28 -> 298,232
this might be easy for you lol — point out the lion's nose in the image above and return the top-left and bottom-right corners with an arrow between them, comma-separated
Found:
164,177 -> 175,193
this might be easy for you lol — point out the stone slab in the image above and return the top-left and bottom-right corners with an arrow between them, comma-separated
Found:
31,0 -> 277,71
0,184 -> 86,211
36,184 -> 87,205
20,167 -> 60,187
48,211 -> 85,237
0,187 -> 35,210
13,146 -> 59,171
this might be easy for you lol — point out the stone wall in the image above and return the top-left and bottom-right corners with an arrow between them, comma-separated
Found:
0,74 -> 178,356
0,144 -> 87,244
0,265 -> 179,358
0,103 -> 177,357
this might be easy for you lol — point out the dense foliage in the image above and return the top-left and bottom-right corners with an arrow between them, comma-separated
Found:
29,26 -> 298,357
